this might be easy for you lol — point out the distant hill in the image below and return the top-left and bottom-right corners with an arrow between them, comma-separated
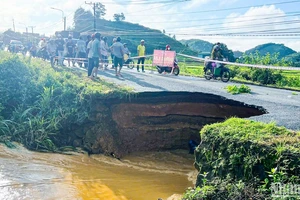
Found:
233,51 -> 244,58
180,39 -> 214,53
245,43 -> 296,59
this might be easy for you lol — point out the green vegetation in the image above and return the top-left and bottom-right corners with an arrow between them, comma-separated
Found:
225,84 -> 251,95
180,39 -> 214,53
73,8 -> 197,56
232,52 -> 300,89
245,43 -> 296,59
285,52 -> 300,67
0,52 -> 131,152
183,118 -> 300,200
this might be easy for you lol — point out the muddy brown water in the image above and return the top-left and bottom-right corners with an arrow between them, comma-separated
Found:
0,145 -> 196,200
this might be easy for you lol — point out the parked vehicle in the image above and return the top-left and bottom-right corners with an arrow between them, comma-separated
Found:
8,40 -> 24,53
204,60 -> 230,82
156,61 -> 180,76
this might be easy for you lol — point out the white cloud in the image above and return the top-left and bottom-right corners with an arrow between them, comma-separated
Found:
1,1 -> 299,53
219,0 -> 239,6
183,0 -> 212,9
172,5 -> 300,52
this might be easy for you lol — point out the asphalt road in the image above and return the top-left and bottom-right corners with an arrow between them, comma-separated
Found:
87,66 -> 300,131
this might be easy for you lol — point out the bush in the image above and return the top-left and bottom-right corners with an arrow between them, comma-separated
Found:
191,118 -> 300,199
225,84 -> 251,95
250,69 -> 283,85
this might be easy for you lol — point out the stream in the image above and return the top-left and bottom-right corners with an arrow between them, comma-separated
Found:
0,144 -> 196,200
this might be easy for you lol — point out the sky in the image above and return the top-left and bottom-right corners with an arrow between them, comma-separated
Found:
1,0 -> 300,52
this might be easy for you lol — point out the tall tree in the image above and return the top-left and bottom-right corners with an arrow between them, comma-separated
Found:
113,13 -> 125,21
73,7 -> 93,32
95,3 -> 106,19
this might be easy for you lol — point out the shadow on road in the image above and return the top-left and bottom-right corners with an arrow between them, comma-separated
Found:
100,69 -> 167,91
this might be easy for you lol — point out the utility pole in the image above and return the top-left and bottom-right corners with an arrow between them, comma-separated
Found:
50,7 -> 66,31
28,26 -> 35,34
85,1 -> 99,32
63,16 -> 66,31
12,19 -> 15,32
28,26 -> 35,43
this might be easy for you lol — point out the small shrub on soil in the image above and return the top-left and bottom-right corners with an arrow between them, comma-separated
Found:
225,84 -> 251,94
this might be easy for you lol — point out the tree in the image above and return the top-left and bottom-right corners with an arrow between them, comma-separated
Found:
95,3 -> 106,19
73,7 -> 93,31
163,29 -> 166,34
172,34 -> 176,40
113,13 -> 125,21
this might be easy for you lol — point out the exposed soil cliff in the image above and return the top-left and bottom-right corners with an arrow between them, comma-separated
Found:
65,92 -> 266,157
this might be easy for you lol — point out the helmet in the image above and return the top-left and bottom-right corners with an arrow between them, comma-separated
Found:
123,43 -> 127,46
213,45 -> 220,51
166,44 -> 171,50
141,39 -> 145,43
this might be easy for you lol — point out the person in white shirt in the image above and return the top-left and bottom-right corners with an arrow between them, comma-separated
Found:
87,34 -> 95,77
100,36 -> 109,70
76,36 -> 86,68
110,37 -> 125,77
38,38 -> 47,50
47,40 -> 57,66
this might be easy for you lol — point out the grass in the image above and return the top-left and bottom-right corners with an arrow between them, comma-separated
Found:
200,118 -> 300,153
0,51 -> 133,152
186,118 -> 300,200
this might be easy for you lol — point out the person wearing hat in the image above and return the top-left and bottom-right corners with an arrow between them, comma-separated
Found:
211,42 -> 223,61
110,36 -> 125,77
123,43 -> 130,55
137,39 -> 146,72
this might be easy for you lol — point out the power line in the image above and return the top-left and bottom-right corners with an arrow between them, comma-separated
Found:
100,0 -> 189,4
138,11 -> 300,25
125,0 -> 300,16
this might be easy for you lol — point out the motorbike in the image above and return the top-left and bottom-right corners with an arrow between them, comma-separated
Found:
204,60 -> 230,82
124,53 -> 135,69
156,61 -> 180,76
36,47 -> 49,61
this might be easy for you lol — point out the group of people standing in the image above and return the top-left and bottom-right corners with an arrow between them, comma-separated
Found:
28,33 -> 147,79
86,33 -> 125,78
86,33 -> 147,78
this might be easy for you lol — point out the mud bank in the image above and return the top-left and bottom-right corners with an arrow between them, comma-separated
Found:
61,92 -> 266,157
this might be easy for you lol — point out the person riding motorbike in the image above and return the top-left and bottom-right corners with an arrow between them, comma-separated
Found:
37,38 -> 48,60
206,43 -> 224,75
211,43 -> 223,61
123,43 -> 133,66
161,44 -> 178,74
